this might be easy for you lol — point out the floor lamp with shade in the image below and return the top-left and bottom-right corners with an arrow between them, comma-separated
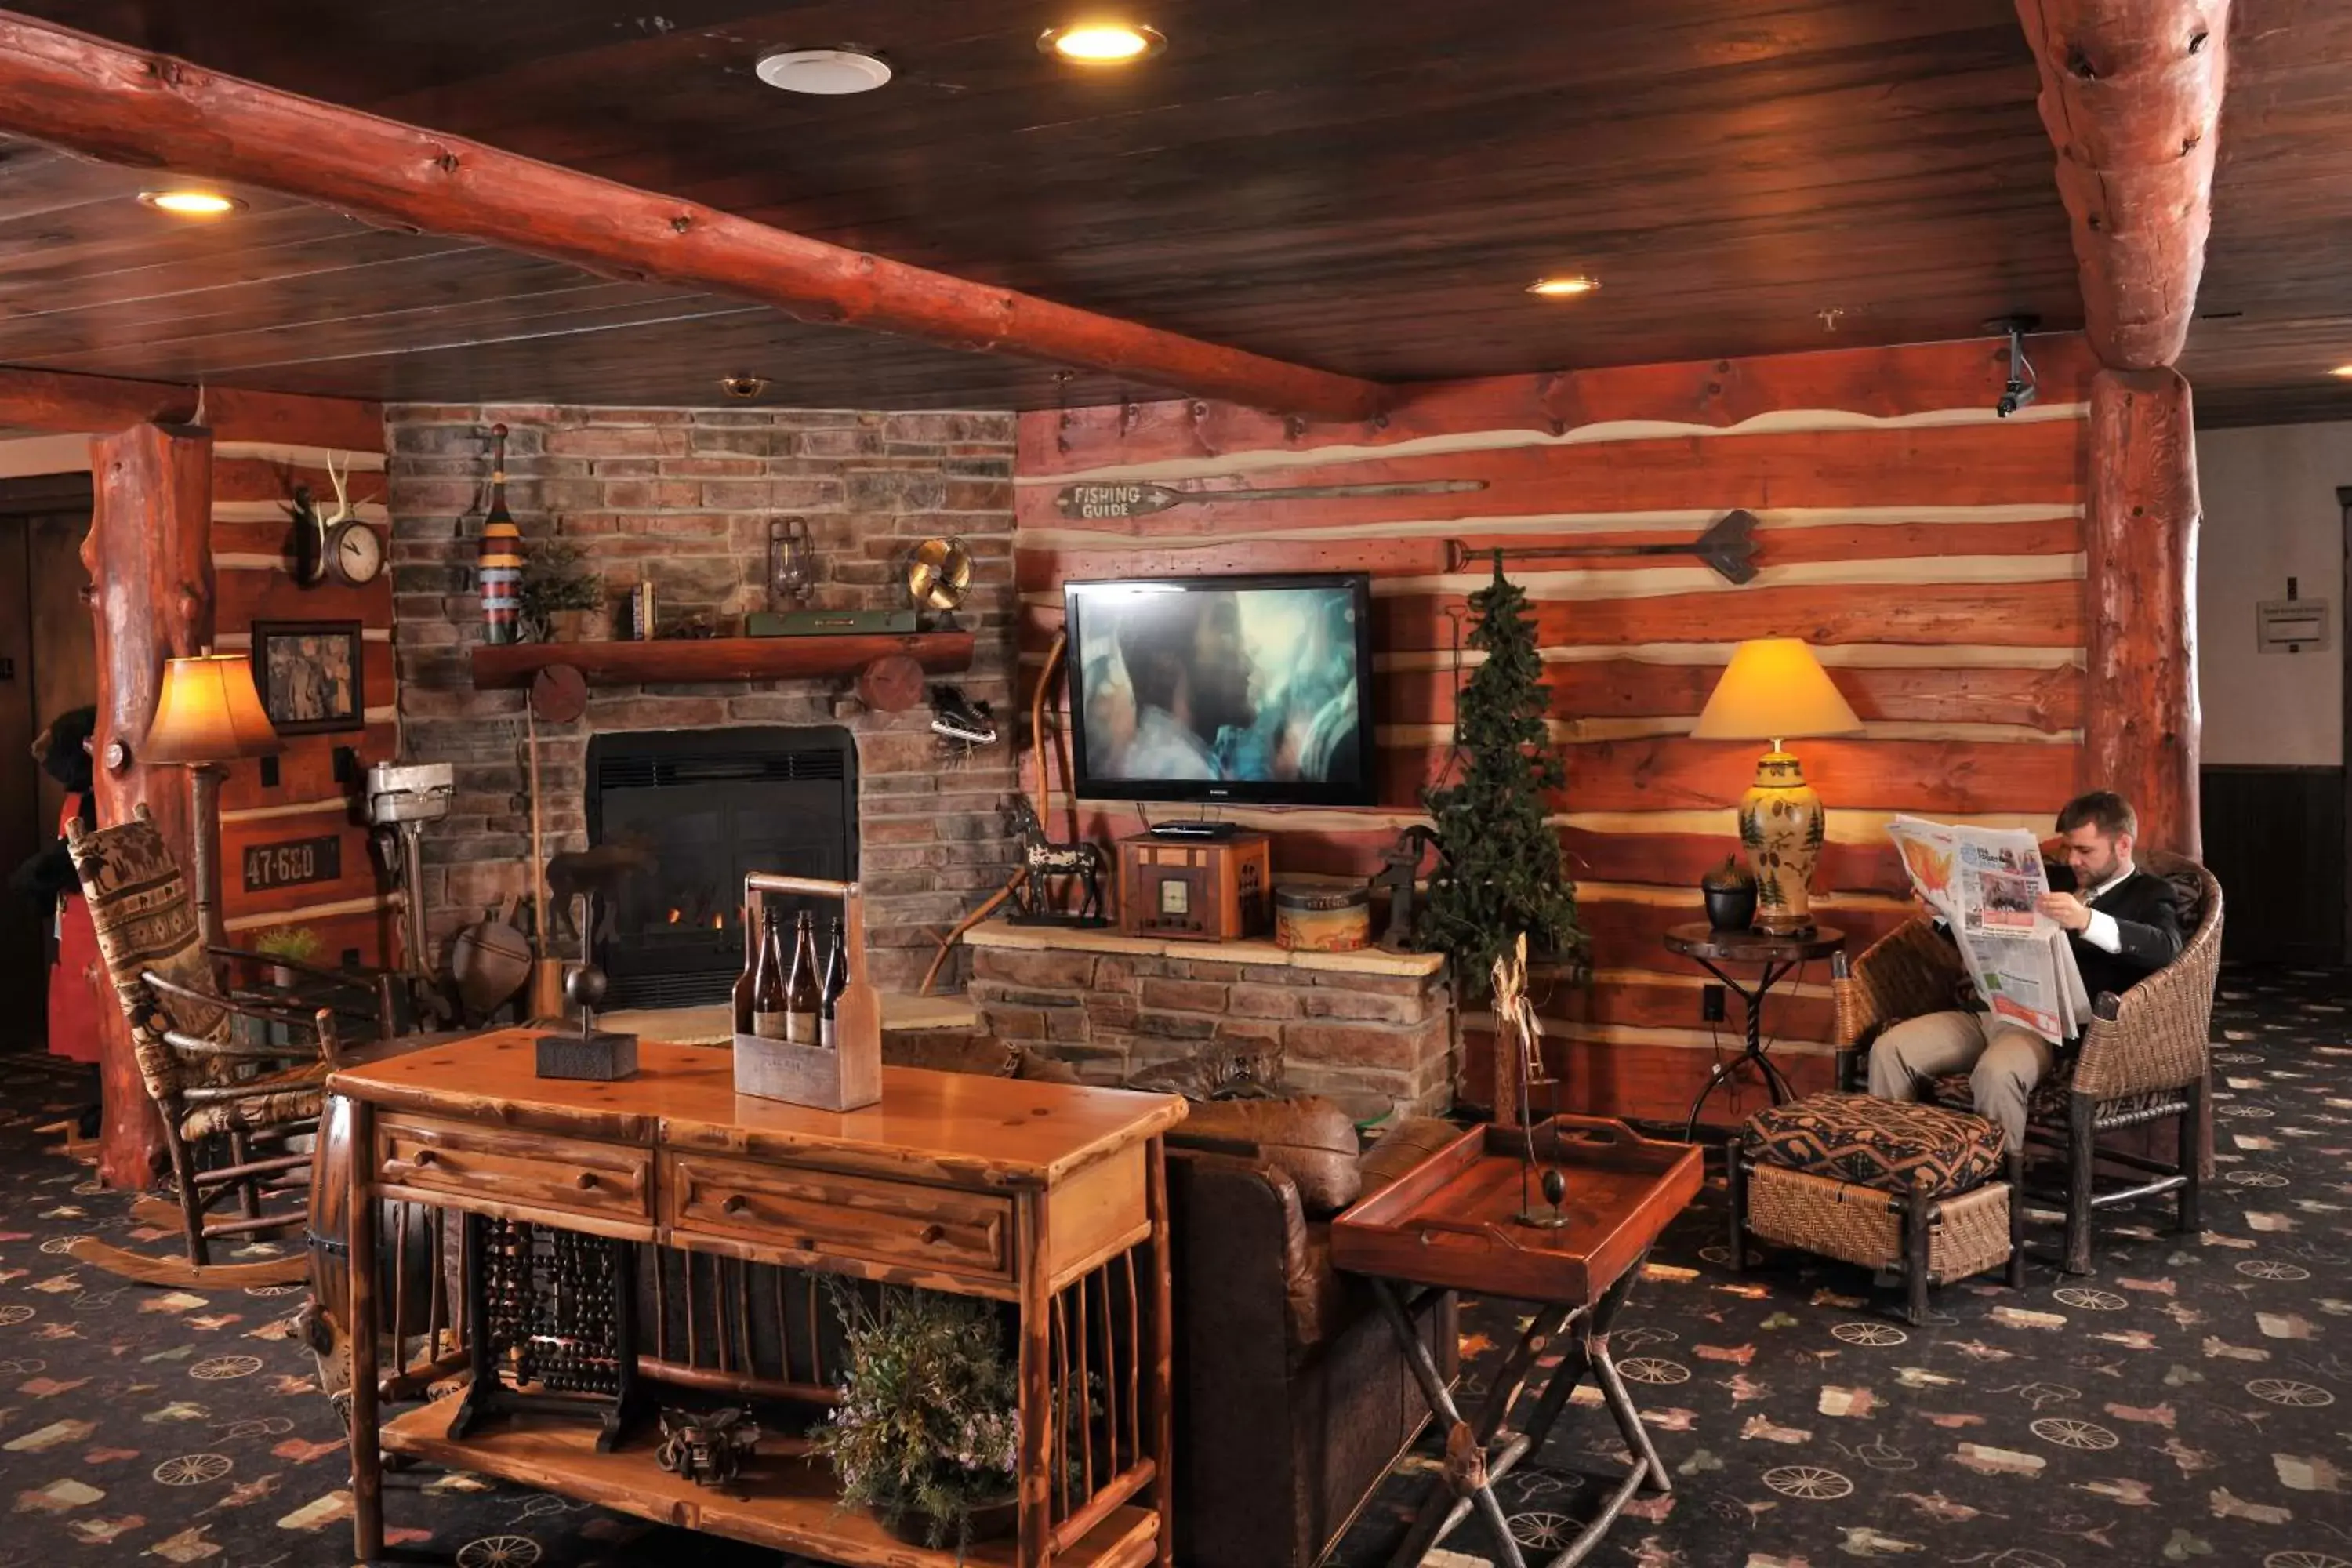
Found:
140,651 -> 285,946
1690,638 -> 1863,934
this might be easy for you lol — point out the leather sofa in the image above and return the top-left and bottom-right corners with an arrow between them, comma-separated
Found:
1165,1108 -> 1461,1568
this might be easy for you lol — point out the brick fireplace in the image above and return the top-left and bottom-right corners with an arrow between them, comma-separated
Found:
387,402 -> 1021,995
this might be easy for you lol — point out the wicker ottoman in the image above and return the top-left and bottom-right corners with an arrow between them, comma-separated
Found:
1728,1092 -> 2024,1324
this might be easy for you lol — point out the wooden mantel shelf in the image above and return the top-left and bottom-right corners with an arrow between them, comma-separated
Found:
469,631 -> 974,690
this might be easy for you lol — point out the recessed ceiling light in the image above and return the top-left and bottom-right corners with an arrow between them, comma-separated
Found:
755,47 -> 892,95
2332,364 -> 2352,379
138,189 -> 244,217
1527,276 -> 1599,298
1040,22 -> 1166,64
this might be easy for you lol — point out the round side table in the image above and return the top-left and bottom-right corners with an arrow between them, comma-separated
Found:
1662,922 -> 1846,1141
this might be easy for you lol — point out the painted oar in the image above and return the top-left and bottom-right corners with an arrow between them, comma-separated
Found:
1443,508 -> 1761,585
1056,477 -> 1486,521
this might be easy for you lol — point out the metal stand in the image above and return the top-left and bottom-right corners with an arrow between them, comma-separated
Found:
1371,1255 -> 1664,1568
1680,953 -> 1802,1142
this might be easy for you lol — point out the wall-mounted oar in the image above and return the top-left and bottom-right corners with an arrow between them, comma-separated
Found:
1443,509 -> 1760,585
1057,477 -> 1486,521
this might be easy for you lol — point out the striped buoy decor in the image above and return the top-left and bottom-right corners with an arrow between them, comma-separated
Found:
477,421 -> 523,645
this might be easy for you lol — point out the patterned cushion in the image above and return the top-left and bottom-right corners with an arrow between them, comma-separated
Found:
179,1065 -> 329,1142
67,808 -> 228,1105
1742,1092 -> 2007,1196
1930,1069 -> 2183,1128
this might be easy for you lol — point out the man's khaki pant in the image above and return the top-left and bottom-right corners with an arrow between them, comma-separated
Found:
1866,1010 -> 2055,1151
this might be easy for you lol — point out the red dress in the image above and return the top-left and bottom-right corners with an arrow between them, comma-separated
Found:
46,795 -> 102,1064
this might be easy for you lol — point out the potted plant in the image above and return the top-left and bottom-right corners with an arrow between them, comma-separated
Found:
518,539 -> 607,643
1700,855 -> 1758,932
252,925 -> 323,989
816,1283 -> 1021,1552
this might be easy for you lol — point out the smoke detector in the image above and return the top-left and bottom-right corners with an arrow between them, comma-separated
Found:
755,48 -> 892,95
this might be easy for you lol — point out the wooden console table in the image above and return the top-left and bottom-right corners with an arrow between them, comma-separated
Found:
330,1029 -> 1186,1568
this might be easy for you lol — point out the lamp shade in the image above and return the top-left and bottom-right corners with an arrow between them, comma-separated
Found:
143,652 -> 284,764
1690,637 -> 1863,742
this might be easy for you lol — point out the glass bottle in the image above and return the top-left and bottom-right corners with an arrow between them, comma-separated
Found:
750,902 -> 789,1040
819,914 -> 848,1049
786,910 -> 823,1047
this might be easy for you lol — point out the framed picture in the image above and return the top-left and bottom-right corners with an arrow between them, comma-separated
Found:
250,620 -> 365,736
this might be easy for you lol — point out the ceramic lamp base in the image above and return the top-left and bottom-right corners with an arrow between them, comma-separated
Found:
1737,747 -> 1825,935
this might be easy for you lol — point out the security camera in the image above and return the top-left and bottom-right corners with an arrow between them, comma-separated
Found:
1987,315 -> 2039,419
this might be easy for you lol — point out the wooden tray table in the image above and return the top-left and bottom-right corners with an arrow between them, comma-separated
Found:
1330,1117 -> 1702,1568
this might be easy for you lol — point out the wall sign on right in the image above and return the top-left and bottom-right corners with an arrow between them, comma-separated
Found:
2256,597 -> 2330,654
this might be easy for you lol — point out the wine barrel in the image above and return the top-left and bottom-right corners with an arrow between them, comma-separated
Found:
300,1090 -> 452,1415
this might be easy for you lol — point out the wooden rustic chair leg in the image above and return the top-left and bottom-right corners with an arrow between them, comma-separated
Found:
228,1131 -> 263,1220
1725,1152 -> 1748,1272
163,1125 -> 209,1269
2176,1074 -> 2205,1236
1902,1192 -> 1931,1327
2064,1094 -> 2097,1276
2005,1148 -> 2027,1289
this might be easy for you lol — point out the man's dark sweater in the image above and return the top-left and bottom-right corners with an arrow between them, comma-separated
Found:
2046,864 -> 2185,1002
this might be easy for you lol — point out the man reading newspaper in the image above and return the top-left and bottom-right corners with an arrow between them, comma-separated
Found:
1868,792 -> 2184,1149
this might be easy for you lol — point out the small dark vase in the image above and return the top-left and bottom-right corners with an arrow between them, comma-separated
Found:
883,1495 -> 1020,1548
1703,884 -> 1758,932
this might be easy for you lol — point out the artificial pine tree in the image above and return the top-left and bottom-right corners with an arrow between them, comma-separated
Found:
1417,554 -> 1584,1002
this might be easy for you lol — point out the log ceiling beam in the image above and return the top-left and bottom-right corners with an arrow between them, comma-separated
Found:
0,362 -> 381,447
0,13 -> 1389,422
2013,0 -> 2231,370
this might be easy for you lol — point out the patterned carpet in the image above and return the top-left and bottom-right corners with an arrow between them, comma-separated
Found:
0,965 -> 2344,1568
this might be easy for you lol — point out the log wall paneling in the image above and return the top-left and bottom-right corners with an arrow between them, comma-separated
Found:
207,434 -> 399,967
1017,337 -> 2103,1123
82,422 -> 213,1186
2083,367 -> 2201,857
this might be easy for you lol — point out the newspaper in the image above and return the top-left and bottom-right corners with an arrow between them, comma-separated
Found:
1886,815 -> 2092,1044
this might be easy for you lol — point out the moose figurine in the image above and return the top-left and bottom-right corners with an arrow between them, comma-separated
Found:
1005,797 -> 1111,927
655,1406 -> 760,1489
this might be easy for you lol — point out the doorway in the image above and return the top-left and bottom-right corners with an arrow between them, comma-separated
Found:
0,471 -> 96,1049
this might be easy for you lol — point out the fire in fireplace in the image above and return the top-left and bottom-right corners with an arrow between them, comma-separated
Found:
584,727 -> 857,1009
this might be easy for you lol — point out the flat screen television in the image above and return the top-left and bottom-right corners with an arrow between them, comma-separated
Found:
1064,572 -> 1376,807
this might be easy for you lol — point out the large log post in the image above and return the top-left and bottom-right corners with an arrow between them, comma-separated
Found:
0,16 -> 1387,421
82,423 -> 216,1188
2012,0 -> 2230,370
2083,368 -> 2200,857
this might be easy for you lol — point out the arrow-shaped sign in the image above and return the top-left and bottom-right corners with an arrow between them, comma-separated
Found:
1056,477 -> 1486,521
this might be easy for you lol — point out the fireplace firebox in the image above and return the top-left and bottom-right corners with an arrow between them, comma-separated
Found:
583,727 -> 857,1009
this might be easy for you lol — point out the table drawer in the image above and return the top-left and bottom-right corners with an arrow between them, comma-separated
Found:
667,1154 -> 1014,1283
379,1115 -> 652,1229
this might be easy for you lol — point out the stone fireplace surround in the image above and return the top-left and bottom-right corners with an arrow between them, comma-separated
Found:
387,402 -> 1022,995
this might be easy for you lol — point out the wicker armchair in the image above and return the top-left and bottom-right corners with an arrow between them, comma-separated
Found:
67,805 -> 359,1269
1834,851 -> 2223,1275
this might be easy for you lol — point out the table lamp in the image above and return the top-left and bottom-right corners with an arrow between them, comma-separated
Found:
142,651 -> 285,946
1690,638 -> 1862,934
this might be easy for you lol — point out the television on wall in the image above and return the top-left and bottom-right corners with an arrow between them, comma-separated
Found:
1063,572 -> 1377,807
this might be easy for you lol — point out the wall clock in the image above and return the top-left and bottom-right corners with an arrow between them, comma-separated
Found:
324,515 -> 384,586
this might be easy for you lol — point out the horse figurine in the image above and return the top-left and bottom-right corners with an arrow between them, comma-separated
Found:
1005,797 -> 1110,927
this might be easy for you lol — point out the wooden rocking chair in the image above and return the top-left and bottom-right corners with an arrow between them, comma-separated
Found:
67,804 -> 365,1277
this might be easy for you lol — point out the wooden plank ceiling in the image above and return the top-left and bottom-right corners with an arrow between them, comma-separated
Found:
2179,0 -> 2352,427
0,0 -> 2331,423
